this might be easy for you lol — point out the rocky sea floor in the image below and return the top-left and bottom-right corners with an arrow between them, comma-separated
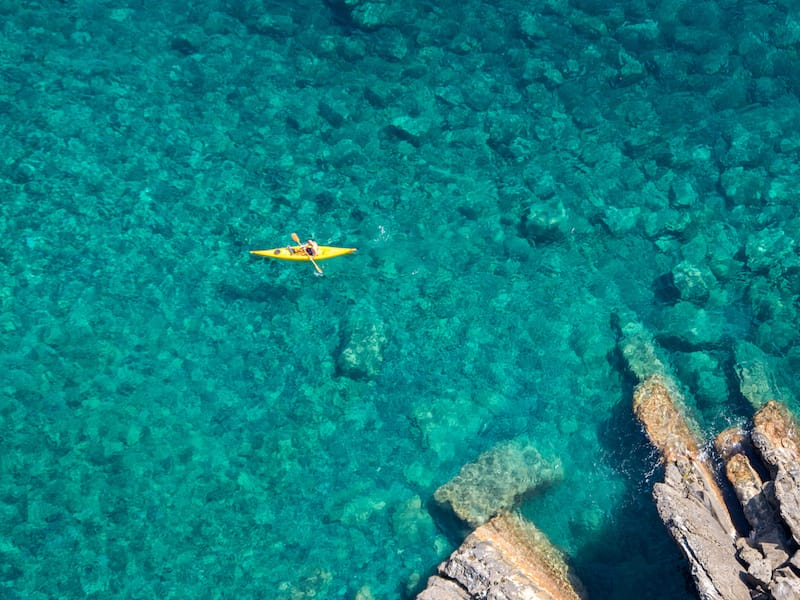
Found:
3,1 -> 800,598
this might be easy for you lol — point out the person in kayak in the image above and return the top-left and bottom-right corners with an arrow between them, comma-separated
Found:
286,238 -> 319,257
302,239 -> 320,257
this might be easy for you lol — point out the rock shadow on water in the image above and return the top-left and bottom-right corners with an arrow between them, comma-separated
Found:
216,266 -> 336,305
216,280 -> 291,304
566,391 -> 696,600
561,324 -> 695,598
567,496 -> 696,600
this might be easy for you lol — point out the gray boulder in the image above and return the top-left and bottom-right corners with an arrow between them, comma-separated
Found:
417,512 -> 585,600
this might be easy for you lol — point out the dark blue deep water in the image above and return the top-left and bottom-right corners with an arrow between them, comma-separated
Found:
3,1 -> 800,598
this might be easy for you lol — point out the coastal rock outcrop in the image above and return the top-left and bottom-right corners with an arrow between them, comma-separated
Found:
715,425 -> 795,596
419,437 -> 580,600
417,512 -> 585,600
751,402 -> 800,549
633,375 -> 750,600
623,320 -> 800,599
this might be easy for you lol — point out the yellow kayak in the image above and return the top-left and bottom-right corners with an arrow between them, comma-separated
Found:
250,245 -> 357,262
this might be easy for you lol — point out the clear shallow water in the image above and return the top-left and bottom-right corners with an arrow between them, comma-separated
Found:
3,1 -> 800,598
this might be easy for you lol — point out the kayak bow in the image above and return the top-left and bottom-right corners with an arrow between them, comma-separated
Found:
250,245 -> 357,262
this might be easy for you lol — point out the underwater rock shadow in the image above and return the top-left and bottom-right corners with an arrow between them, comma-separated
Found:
568,487 -> 695,600
570,393 -> 695,600
215,280 -> 291,304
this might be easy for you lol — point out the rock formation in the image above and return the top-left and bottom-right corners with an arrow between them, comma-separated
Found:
417,319 -> 800,600
417,512 -> 586,600
633,374 -> 750,600
419,438 -> 580,600
715,423 -> 796,597
623,320 -> 800,599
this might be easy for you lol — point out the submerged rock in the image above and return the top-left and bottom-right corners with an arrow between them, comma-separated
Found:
618,320 -> 670,382
417,512 -> 585,600
733,341 -> 784,409
656,301 -> 721,348
673,351 -> 728,410
336,305 -> 387,380
433,437 -> 562,528
520,199 -> 570,246
671,261 -> 712,304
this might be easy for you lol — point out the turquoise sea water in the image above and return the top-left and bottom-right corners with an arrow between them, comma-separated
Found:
4,1 -> 800,598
